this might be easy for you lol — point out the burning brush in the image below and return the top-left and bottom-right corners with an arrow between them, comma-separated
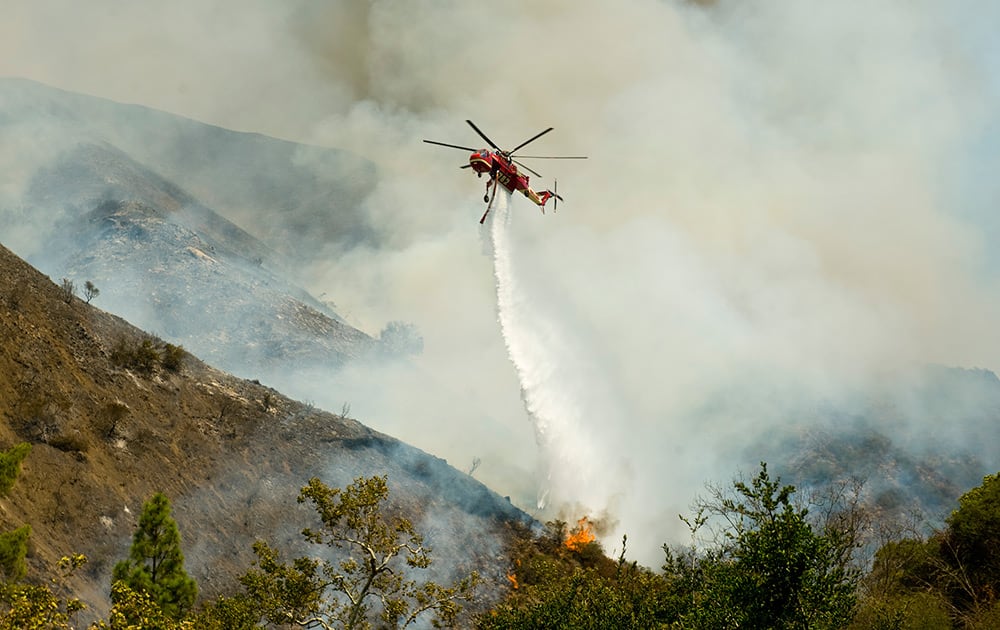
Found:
564,517 -> 597,552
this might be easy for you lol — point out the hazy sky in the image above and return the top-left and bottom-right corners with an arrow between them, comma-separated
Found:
6,0 -> 1000,563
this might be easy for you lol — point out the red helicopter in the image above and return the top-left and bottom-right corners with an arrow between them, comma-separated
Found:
424,120 -> 587,223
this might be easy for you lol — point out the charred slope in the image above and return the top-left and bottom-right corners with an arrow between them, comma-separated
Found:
739,370 -> 999,529
0,242 -> 531,619
27,140 -> 274,266
1,77 -> 379,260
18,140 -> 376,379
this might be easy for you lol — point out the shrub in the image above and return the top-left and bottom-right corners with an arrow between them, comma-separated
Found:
110,337 -> 160,374
110,336 -> 187,374
58,278 -> 75,304
480,525 -> 669,630
95,401 -> 130,440
0,525 -> 31,583
379,321 -> 424,357
47,433 -> 89,455
5,280 -> 29,311
849,591 -> 951,630
161,343 -> 186,372
0,444 -> 31,497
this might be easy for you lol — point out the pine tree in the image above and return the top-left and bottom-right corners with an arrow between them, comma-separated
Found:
112,492 -> 197,619
0,444 -> 32,584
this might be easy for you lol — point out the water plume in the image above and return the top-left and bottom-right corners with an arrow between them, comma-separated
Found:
487,190 -> 624,520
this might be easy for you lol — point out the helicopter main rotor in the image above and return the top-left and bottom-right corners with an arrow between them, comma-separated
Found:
423,120 -> 587,179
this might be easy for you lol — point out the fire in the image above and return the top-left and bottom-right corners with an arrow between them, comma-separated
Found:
506,573 -> 519,589
564,517 -> 596,551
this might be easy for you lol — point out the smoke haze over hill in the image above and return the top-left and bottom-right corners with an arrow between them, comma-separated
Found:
6,1 -> 1000,564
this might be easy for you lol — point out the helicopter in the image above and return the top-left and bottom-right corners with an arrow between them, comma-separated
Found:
424,120 -> 586,223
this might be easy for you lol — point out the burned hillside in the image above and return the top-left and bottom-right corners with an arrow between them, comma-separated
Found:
0,241 -> 531,620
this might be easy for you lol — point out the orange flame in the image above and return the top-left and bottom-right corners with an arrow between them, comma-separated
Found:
506,573 -> 519,589
564,517 -> 596,551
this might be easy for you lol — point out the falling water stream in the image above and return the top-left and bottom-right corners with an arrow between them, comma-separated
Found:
485,191 -> 620,513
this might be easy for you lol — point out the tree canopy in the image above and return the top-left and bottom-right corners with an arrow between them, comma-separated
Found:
662,462 -> 860,629
860,472 -> 1000,627
240,475 -> 479,629
2,463 -> 999,629
945,472 -> 1000,608
112,492 -> 198,620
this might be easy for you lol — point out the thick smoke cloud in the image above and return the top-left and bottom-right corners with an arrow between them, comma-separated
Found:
7,0 -> 1000,563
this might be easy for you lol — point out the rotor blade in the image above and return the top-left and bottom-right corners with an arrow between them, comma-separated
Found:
466,120 -> 501,151
515,155 -> 588,160
461,164 -> 473,169
509,127 -> 553,155
513,160 -> 543,178
424,139 -> 478,152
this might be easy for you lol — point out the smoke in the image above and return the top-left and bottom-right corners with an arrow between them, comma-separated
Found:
7,0 -> 1000,564
294,0 -> 1000,563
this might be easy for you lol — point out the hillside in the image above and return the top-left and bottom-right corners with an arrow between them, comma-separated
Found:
0,77 -> 385,379
0,241 -> 530,621
24,139 -> 376,376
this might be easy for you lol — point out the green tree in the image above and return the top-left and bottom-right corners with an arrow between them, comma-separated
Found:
240,475 -> 479,629
866,472 -> 1000,625
83,280 -> 100,303
0,526 -> 30,583
0,443 -> 31,497
187,594 -> 263,630
944,472 -> 1000,610
665,462 -> 860,629
0,554 -> 87,630
0,443 -> 35,618
93,581 -> 195,630
112,493 -> 197,620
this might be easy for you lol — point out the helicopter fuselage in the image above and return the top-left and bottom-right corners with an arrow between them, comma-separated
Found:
469,149 -> 531,196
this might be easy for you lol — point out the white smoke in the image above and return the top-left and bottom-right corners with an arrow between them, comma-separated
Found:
8,0 -> 1000,565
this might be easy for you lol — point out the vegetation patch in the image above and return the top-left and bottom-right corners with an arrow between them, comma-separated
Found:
46,432 -> 89,456
109,335 -> 187,374
0,443 -> 31,496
